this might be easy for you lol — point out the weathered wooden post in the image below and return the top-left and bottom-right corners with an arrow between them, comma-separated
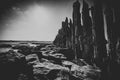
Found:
72,0 -> 83,60
82,0 -> 94,64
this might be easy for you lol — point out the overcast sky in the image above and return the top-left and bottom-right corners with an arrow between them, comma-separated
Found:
0,0 -> 92,41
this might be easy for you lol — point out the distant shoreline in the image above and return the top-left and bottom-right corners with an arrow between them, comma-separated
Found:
0,40 -> 53,44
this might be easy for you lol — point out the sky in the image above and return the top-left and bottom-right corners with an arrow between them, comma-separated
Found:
0,0 -> 92,41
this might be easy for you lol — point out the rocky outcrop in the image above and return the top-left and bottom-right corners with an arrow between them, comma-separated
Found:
0,42 -> 101,80
0,49 -> 33,80
27,44 -> 101,80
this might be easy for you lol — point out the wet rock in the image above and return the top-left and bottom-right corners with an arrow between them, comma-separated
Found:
26,54 -> 40,65
56,48 -> 75,60
62,60 -> 101,80
12,44 -> 34,55
0,42 -> 101,80
32,57 -> 69,80
0,44 -> 12,48
49,53 -> 67,59
46,69 -> 61,80
0,50 -> 28,80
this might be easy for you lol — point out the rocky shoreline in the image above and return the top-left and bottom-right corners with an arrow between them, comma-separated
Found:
0,42 -> 100,80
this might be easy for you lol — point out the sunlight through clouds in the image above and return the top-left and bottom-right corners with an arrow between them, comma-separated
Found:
1,2 -> 72,41
2,4 -> 59,41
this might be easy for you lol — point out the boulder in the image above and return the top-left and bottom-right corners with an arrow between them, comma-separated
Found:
0,50 -> 28,80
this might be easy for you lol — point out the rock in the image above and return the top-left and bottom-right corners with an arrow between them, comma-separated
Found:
49,53 -> 67,59
62,60 -> 101,80
0,44 -> 12,48
0,42 -> 101,80
0,49 -> 30,80
56,48 -> 75,60
32,58 -> 70,80
46,69 -> 61,80
26,54 -> 40,65
12,44 -> 33,55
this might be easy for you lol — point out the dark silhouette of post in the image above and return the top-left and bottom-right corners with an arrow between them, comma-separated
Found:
69,19 -> 74,49
91,1 -> 108,80
91,0 -> 107,68
82,0 -> 94,64
104,1 -> 120,80
72,0 -> 83,60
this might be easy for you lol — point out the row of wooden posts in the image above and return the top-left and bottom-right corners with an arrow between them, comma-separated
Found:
54,0 -> 120,79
